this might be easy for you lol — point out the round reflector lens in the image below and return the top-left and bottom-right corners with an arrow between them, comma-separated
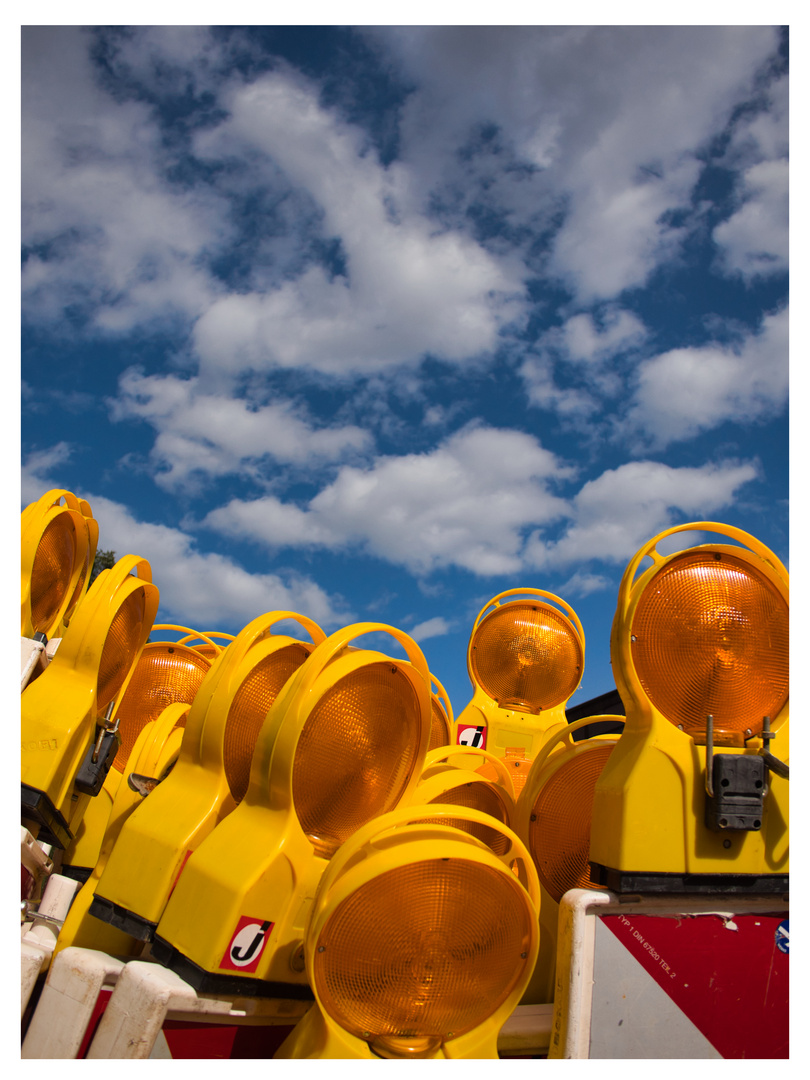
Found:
62,541 -> 90,626
428,697 -> 451,751
426,782 -> 511,855
631,551 -> 789,737
97,590 -> 146,711
471,602 -> 582,712
29,515 -> 77,634
223,643 -> 311,804
313,858 -> 533,1052
293,663 -> 423,858
112,644 -> 211,771
528,745 -> 613,902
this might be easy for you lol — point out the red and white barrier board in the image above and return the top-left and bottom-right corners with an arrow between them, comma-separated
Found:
550,888 -> 788,1059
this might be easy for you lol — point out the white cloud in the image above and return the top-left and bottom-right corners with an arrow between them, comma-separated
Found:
712,72 -> 787,282
556,309 -> 648,365
549,156 -> 701,301
372,26 -> 780,304
22,27 -> 227,332
525,459 -> 759,570
202,424 -> 574,576
557,571 -> 612,599
628,306 -> 788,447
203,434 -> 761,581
20,442 -> 73,493
521,306 -> 648,410
517,357 -> 594,417
410,616 -> 452,641
110,369 -> 372,490
190,68 -> 525,377
21,448 -> 350,631
713,159 -> 788,280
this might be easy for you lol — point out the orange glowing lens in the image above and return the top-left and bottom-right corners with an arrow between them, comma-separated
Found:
429,697 -> 451,751
631,550 -> 789,737
29,515 -> 77,634
62,541 -> 90,626
112,644 -> 211,771
426,782 -> 511,856
528,745 -> 613,902
313,858 -> 533,1053
97,590 -> 146,711
471,602 -> 582,713
293,663 -> 423,858
223,643 -> 311,804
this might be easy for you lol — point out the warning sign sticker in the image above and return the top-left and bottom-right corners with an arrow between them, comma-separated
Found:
775,918 -> 789,954
457,724 -> 487,750
219,916 -> 275,974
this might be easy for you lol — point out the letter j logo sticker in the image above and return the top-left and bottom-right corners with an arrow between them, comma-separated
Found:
220,916 -> 275,973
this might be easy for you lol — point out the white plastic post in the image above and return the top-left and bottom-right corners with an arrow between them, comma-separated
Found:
497,1003 -> 555,1055
20,874 -> 80,1015
549,888 -> 613,1058
21,636 -> 60,691
21,945 -> 47,1018
21,947 -> 125,1059
86,962 -> 242,1058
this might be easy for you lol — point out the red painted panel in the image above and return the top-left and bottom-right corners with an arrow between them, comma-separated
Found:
22,864 -> 36,901
76,987 -> 295,1059
78,988 -> 112,1058
602,911 -> 788,1058
162,1020 -> 295,1059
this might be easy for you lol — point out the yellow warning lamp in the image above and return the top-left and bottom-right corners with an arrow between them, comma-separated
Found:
21,555 -> 158,850
274,803 -> 540,1059
453,589 -> 584,795
512,716 -> 624,1004
590,521 -> 789,893
149,622 -> 433,998
21,489 -> 99,641
429,675 -> 453,750
60,626 -> 216,882
56,701 -> 188,958
89,611 -> 326,940
413,745 -> 517,857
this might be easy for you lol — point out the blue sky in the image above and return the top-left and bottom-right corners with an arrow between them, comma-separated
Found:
21,23 -> 789,718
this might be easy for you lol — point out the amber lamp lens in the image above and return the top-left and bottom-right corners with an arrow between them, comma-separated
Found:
97,590 -> 146,710
630,551 -> 789,736
293,663 -> 423,858
29,515 -> 77,633
63,541 -> 90,625
223,643 -> 311,804
471,602 -> 582,712
112,644 -> 211,771
528,745 -> 613,902
313,858 -> 533,1051
426,782 -> 511,855
429,697 -> 451,751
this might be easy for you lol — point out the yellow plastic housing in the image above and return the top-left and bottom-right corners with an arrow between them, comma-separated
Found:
56,702 -> 188,957
152,623 -> 433,990
91,611 -> 325,931
590,522 -> 789,881
21,489 -> 99,639
275,804 -> 540,1059
428,676 -> 453,751
513,717 -> 623,1005
453,590 -> 584,770
413,746 -> 517,856
21,555 -> 158,846
62,628 -> 214,874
